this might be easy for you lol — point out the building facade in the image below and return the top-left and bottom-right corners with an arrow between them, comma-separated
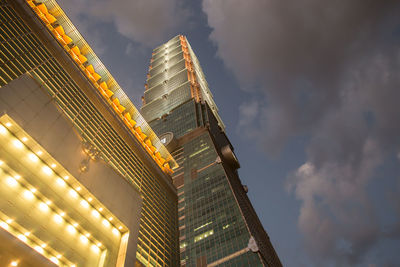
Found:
141,35 -> 282,267
0,0 -> 179,266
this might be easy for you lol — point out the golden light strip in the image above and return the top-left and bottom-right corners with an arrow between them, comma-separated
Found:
24,0 -> 176,174
0,116 -> 129,266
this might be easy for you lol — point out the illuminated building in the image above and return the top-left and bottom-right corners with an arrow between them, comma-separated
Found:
0,0 -> 178,266
141,35 -> 282,266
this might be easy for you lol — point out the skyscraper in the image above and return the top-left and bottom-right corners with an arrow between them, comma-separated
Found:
141,35 -> 282,266
0,0 -> 178,266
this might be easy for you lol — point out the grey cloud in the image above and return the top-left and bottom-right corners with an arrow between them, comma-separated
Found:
203,0 -> 400,265
58,0 -> 189,47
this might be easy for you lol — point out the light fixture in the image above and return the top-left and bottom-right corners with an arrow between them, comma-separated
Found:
91,210 -> 100,218
24,232 -> 30,236
42,166 -> 53,175
76,186 -> 81,191
50,257 -> 59,264
112,228 -> 119,236
88,197 -> 93,202
23,190 -> 34,200
54,214 -> 63,224
56,178 -> 66,187
13,139 -> 23,149
97,242 -> 102,247
21,137 -> 28,142
37,150 -> 43,155
51,163 -> 57,168
41,243 -> 47,248
39,202 -> 49,212
10,261 -> 18,267
45,200 -> 52,205
5,122 -> 12,127
56,254 -> 62,259
99,207 -> 103,212
14,175 -> 21,180
0,160 -> 3,165
60,212 -> 65,217
0,125 -> 6,134
108,217 -> 113,221
35,246 -> 44,254
118,226 -> 122,230
80,235 -> 88,244
28,153 -> 39,162
30,188 -> 37,193
85,233 -> 91,237
72,222 -> 79,227
0,221 -> 9,229
17,234 -> 27,242
102,219 -> 110,228
69,189 -> 78,198
6,177 -> 18,187
6,219 -> 13,224
80,200 -> 89,208
64,175 -> 69,180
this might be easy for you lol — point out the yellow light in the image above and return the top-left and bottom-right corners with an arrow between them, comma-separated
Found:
56,178 -> 66,187
99,207 -> 103,212
88,197 -> 93,202
0,125 -> 6,134
50,257 -> 59,264
21,137 -> 28,142
28,153 -> 39,162
102,219 -> 110,228
6,177 -> 18,187
18,234 -> 27,242
56,254 -> 62,259
5,122 -> 12,127
0,160 -> 3,165
45,200 -> 52,205
11,261 -> 18,267
24,232 -> 30,236
64,175 -> 69,180
109,217 -> 113,221
34,246 -> 44,254
85,233 -> 91,237
6,219 -> 13,224
80,200 -> 89,208
71,265 -> 76,267
0,221 -> 9,230
91,210 -> 100,218
54,214 -> 63,224
76,186 -> 81,191
51,163 -> 57,168
23,190 -> 34,200
37,150 -> 43,155
30,188 -> 37,193
41,243 -> 47,248
69,189 -> 78,198
42,166 -> 53,175
97,242 -> 102,247
80,235 -> 88,244
60,212 -> 65,217
66,225 -> 77,234
118,226 -> 122,230
39,202 -> 49,212
14,175 -> 21,180
72,222 -> 79,227
112,228 -> 119,236
13,139 -> 23,149
91,244 -> 100,253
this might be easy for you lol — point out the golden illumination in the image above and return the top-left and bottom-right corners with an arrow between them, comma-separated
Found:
80,235 -> 89,244
21,137 -> 28,142
80,200 -> 89,208
56,177 -> 66,187
10,261 -> 18,267
35,245 -> 44,254
5,122 -> 12,127
17,234 -> 27,242
51,163 -> 57,168
0,221 -> 9,230
42,166 -> 53,175
6,177 -> 18,187
13,139 -> 23,149
28,153 -> 39,162
0,125 -> 6,134
37,150 -> 43,155
39,202 -> 50,212
69,189 -> 78,198
91,210 -> 100,218
54,214 -> 63,224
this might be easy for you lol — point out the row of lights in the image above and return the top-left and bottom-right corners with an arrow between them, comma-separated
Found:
0,217 -> 75,266
0,121 -> 127,265
1,122 -> 124,234
26,0 -> 174,175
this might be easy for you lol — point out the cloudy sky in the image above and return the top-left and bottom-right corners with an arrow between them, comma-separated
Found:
57,0 -> 400,266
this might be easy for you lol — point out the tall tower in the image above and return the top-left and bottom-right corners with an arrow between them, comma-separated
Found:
141,35 -> 282,266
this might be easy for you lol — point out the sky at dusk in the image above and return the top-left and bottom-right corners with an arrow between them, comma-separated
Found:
56,0 -> 400,266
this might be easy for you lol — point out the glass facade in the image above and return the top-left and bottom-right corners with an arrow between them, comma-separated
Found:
142,35 -> 282,266
0,1 -> 178,266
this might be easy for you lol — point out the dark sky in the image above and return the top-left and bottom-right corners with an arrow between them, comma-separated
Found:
57,0 -> 400,266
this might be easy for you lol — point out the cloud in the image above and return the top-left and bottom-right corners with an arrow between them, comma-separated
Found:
203,0 -> 400,264
58,0 -> 189,47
